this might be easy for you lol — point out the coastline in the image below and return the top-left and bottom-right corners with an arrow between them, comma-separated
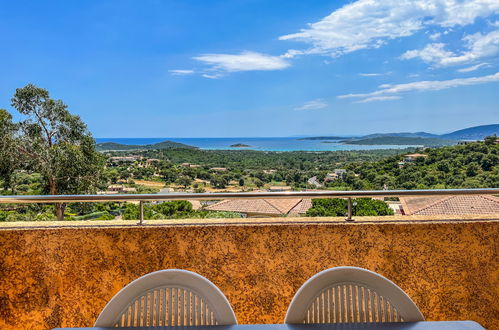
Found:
96,137 -> 419,152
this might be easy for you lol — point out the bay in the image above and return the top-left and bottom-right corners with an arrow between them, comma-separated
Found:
95,137 -> 417,152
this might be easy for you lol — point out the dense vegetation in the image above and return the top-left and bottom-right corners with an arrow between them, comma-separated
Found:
126,148 -> 414,168
122,201 -> 240,220
0,202 -> 117,221
104,140 -> 497,191
103,148 -> 416,191
342,139 -> 498,190
306,198 -> 394,217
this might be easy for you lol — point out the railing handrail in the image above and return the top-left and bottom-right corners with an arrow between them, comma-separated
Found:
0,188 -> 498,204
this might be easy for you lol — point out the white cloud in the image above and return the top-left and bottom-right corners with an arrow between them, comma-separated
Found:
295,99 -> 328,111
457,63 -> 491,72
184,0 -> 498,77
402,29 -> 499,66
338,72 -> 499,102
169,69 -> 195,76
201,73 -> 223,79
279,0 -> 499,57
355,96 -> 401,103
281,48 -> 328,60
359,72 -> 392,77
401,43 -> 455,63
193,51 -> 290,73
431,1 -> 499,27
429,32 -> 441,40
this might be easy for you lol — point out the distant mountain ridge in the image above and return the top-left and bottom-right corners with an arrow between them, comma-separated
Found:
359,132 -> 439,139
359,124 -> 499,140
96,140 -> 196,151
301,124 -> 498,143
342,136 -> 456,147
297,136 -> 352,140
439,124 -> 499,140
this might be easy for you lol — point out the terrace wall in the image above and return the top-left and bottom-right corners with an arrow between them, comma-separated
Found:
0,218 -> 497,329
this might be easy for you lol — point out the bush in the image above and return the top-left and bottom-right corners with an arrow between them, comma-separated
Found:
204,211 -> 241,218
72,211 -> 115,220
305,198 -> 394,217
0,210 -> 8,221
121,201 -> 241,220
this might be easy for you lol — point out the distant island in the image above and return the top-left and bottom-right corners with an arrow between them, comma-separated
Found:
230,143 -> 252,148
96,140 -> 196,151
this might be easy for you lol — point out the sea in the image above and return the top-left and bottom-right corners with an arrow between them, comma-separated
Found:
95,137 -> 418,152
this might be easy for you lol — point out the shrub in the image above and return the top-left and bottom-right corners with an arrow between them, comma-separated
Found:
306,198 -> 393,217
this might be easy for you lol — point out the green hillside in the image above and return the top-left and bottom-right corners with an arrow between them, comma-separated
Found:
342,136 -> 456,147
342,140 -> 498,190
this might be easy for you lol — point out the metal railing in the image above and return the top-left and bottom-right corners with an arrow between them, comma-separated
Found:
0,188 -> 498,224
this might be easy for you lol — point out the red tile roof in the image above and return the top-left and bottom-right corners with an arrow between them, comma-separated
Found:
186,200 -> 202,210
289,199 -> 313,215
404,153 -> 428,157
205,198 -> 312,216
400,195 -> 499,216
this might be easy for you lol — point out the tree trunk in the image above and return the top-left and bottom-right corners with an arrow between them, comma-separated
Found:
48,177 -> 65,220
54,203 -> 65,221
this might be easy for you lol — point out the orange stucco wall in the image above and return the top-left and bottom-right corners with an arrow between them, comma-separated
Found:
0,220 -> 497,329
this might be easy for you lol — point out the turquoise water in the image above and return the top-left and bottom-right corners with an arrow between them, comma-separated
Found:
95,137 -> 417,152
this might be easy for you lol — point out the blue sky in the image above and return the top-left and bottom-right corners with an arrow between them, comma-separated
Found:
0,0 -> 498,137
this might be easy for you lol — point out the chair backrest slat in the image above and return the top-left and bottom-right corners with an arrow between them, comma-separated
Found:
285,267 -> 424,324
362,286 -> 367,322
369,290 -> 374,322
193,293 -> 198,325
186,290 -> 191,325
115,286 -> 223,326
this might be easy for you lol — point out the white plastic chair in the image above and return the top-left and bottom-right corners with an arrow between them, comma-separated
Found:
95,269 -> 237,327
285,266 -> 424,324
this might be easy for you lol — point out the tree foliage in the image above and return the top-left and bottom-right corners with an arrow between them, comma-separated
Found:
306,198 -> 394,217
344,141 -> 498,190
0,109 -> 19,192
5,84 -> 105,219
122,200 -> 240,220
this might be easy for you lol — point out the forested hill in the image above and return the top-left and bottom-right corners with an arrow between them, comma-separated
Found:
343,140 -> 498,190
96,140 -> 196,151
342,136 -> 456,147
